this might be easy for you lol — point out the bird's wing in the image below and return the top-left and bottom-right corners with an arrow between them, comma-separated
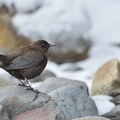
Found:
4,54 -> 46,70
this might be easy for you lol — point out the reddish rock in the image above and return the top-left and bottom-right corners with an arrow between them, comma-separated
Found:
12,107 -> 61,120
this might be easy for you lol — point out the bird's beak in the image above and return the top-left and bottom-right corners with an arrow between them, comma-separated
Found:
49,44 -> 56,47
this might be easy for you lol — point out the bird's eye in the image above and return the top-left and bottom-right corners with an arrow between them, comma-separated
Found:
41,43 -> 45,47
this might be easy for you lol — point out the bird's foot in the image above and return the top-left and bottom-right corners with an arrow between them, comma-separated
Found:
26,85 -> 40,101
32,89 -> 40,101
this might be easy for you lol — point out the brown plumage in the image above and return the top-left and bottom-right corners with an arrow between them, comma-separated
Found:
0,40 -> 55,90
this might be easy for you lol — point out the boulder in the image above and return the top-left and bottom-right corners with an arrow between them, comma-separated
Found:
49,86 -> 98,120
92,59 -> 120,96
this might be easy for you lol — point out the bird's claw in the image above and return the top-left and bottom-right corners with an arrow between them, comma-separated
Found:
18,83 -> 27,87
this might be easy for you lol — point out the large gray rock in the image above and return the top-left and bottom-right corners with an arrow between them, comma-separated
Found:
49,86 -> 98,120
39,77 -> 89,94
72,116 -> 110,120
0,85 -> 66,120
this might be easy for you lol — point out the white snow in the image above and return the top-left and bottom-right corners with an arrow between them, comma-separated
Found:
8,0 -> 120,45
84,0 -> 120,44
0,0 -> 120,116
92,95 -> 115,115
0,0 -> 43,12
0,0 -> 120,44
12,0 -> 89,43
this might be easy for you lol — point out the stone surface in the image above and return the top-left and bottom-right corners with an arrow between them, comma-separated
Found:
49,86 -> 98,120
72,116 -> 110,120
0,104 -> 10,120
111,95 -> 120,104
30,70 -> 56,83
0,85 -> 66,120
39,77 -> 89,94
92,59 -> 120,96
0,77 -> 13,87
112,105 -> 120,113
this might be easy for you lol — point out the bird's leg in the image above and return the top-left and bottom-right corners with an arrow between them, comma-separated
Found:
19,79 -> 27,87
25,78 -> 33,90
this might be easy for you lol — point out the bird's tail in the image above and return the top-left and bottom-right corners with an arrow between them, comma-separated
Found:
0,54 -> 9,67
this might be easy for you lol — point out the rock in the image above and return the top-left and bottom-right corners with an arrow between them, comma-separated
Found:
49,86 -> 98,120
48,39 -> 90,63
39,77 -> 89,94
0,77 -> 13,87
111,95 -> 120,104
112,105 -> 120,113
0,104 -> 10,120
72,116 -> 110,120
0,85 -> 66,120
103,108 -> 120,120
92,59 -> 120,96
30,70 -> 56,83
0,6 -> 30,52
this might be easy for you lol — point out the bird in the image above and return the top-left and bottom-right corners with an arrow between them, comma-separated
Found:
0,40 -> 56,98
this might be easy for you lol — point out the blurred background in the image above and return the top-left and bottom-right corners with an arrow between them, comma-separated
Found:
0,0 -> 120,92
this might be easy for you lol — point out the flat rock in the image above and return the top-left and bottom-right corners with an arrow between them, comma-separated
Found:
49,86 -> 98,120
72,116 -> 110,120
0,85 -> 66,120
0,77 -> 13,87
39,77 -> 89,94
92,59 -> 120,96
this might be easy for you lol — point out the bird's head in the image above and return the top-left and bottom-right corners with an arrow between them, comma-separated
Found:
32,40 -> 56,53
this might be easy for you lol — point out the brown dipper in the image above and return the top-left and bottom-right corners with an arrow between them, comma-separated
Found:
0,40 -> 55,99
